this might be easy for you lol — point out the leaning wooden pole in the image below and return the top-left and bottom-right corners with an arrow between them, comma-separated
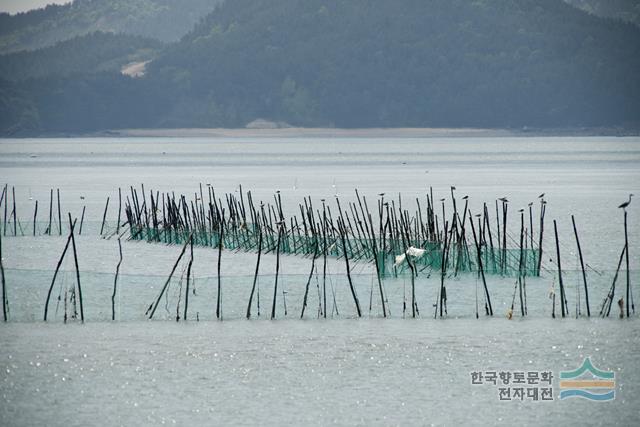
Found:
183,237 -> 194,321
100,197 -> 110,235
147,233 -> 192,319
44,220 -> 75,321
518,211 -> 525,316
624,209 -> 630,317
246,224 -> 263,319
12,186 -> 16,236
111,238 -> 123,321
67,214 -> 84,322
47,188 -> 53,235
33,200 -> 38,236
216,211 -> 225,320
117,187 -> 122,233
469,212 -> 493,316
339,219 -> 361,317
537,199 -> 546,275
553,220 -> 566,318
57,189 -> 62,235
271,223 -> 283,320
300,236 -> 318,319
0,230 -> 7,321
571,215 -> 590,317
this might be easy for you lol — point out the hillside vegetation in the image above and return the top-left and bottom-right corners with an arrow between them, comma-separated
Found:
0,0 -> 222,53
1,0 -> 639,135
0,32 -> 161,81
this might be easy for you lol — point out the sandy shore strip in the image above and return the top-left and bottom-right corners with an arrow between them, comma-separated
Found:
104,127 -> 515,139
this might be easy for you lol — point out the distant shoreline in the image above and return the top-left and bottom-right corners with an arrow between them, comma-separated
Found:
4,126 -> 639,139
90,126 -> 638,139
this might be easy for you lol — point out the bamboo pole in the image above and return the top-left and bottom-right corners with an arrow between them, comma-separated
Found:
271,223 -> 283,320
147,233 -> 192,319
553,220 -> 566,318
57,189 -> 61,235
216,210 -> 225,320
624,209 -> 630,317
571,215 -> 590,317
339,218 -> 361,317
100,197 -> 110,235
48,188 -> 53,235
247,223 -> 263,319
184,237 -> 194,321
33,200 -> 38,236
44,219 -> 75,321
79,206 -> 86,235
470,212 -> 493,316
111,238 -> 123,321
12,187 -> 16,236
300,234 -> 318,319
117,187 -> 122,233
0,230 -> 7,321
518,210 -> 525,316
67,214 -> 84,322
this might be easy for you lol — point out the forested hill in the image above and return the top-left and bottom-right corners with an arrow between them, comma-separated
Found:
0,0 -> 222,54
0,32 -> 161,81
1,0 -> 639,135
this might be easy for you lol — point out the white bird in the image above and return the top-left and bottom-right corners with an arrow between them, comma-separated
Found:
618,194 -> 633,210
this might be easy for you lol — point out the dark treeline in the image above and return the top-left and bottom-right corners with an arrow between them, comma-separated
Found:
1,0 -> 640,135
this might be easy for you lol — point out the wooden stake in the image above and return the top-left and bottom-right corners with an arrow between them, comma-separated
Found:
184,237 -> 194,321
571,215 -> 590,317
100,197 -> 110,235
111,238 -> 123,321
0,230 -> 7,321
48,188 -> 53,235
247,222 -> 263,319
624,210 -> 630,317
216,210 -> 225,320
553,220 -> 566,318
33,200 -> 38,236
339,218 -> 361,317
57,189 -> 61,235
271,223 -> 283,320
148,233 -> 192,319
44,219 -> 75,321
67,214 -> 84,322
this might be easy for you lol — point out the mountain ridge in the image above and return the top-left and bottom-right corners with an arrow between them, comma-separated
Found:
1,0 -> 639,135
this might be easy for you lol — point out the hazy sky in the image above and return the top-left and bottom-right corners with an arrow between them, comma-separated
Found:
0,0 -> 69,14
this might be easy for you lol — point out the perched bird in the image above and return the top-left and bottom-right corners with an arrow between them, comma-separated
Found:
528,202 -> 533,207
538,193 -> 545,199
618,194 -> 633,210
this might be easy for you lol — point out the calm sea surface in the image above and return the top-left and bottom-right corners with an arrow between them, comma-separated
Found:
1,136 -> 639,425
